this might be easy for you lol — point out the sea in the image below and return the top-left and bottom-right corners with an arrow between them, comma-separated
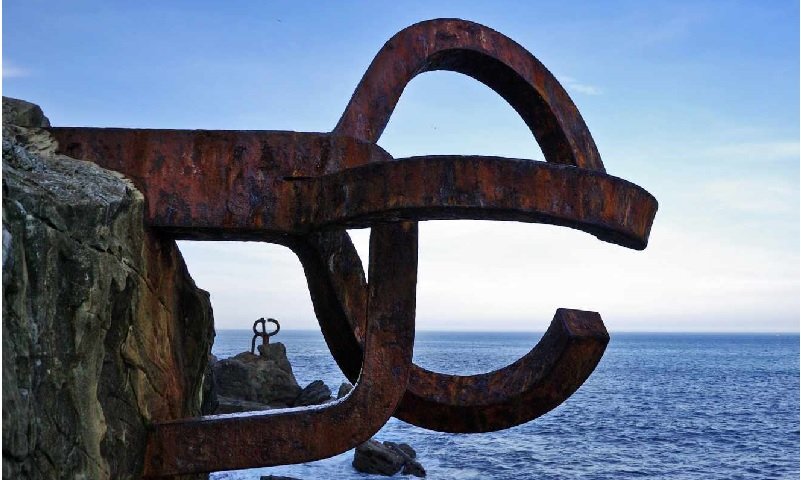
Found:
209,330 -> 799,480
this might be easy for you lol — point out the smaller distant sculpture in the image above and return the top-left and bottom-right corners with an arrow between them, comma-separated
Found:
251,317 -> 280,355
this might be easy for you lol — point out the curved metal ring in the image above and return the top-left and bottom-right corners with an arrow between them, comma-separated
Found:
252,317 -> 266,335
143,223 -> 418,476
265,318 -> 280,337
304,18 -> 651,432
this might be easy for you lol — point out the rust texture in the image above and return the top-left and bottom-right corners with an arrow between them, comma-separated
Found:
251,318 -> 280,353
47,18 -> 657,476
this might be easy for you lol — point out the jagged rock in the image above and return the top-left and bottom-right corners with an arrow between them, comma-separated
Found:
293,380 -> 332,407
201,354 -> 220,415
213,345 -> 301,407
258,341 -> 294,373
337,381 -> 354,399
2,97 -> 214,479
385,441 -> 417,459
402,459 -> 427,477
402,459 -> 426,477
260,476 -> 301,480
352,440 -> 426,477
215,396 -> 273,414
2,96 -> 49,127
385,442 -> 426,477
353,440 -> 405,476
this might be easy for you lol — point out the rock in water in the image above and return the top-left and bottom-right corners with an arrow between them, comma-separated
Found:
2,97 -> 215,479
384,442 -> 426,477
215,396 -> 274,414
384,441 -> 417,459
293,380 -> 332,407
352,440 -> 426,477
258,341 -> 295,374
352,440 -> 405,476
337,381 -> 354,399
213,345 -> 302,407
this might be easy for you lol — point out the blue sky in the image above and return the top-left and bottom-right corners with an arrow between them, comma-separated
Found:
4,1 -> 799,331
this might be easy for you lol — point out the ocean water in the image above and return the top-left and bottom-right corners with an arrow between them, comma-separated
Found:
209,330 -> 799,479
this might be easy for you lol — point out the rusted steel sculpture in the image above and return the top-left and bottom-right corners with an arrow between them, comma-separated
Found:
47,18 -> 657,476
251,317 -> 280,353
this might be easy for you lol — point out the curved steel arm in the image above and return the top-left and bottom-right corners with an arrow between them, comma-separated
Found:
142,223 -> 417,477
335,18 -> 605,171
394,309 -> 608,433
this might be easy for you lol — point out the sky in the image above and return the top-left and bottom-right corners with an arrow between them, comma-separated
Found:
3,1 -> 799,332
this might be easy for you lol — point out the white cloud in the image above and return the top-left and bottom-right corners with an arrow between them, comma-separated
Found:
559,75 -> 603,96
3,61 -> 31,78
567,83 -> 603,96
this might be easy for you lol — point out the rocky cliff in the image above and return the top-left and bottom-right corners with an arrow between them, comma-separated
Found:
2,97 -> 215,479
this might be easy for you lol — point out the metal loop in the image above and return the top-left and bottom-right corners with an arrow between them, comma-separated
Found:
251,318 -> 280,354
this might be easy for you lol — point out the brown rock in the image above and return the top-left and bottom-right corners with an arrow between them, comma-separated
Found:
384,441 -> 425,477
352,440 -> 404,476
215,396 -> 274,414
258,341 -> 295,373
293,380 -> 332,407
337,381 -> 354,399
2,97 -> 214,479
384,441 -> 417,459
201,354 -> 220,415
2,97 -> 50,127
213,345 -> 301,407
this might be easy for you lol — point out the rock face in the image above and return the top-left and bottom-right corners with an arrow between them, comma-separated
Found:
215,396 -> 274,414
337,381 -> 354,399
2,97 -> 215,479
200,354 -> 220,415
212,343 -> 302,408
352,440 -> 426,477
353,440 -> 405,476
211,345 -> 335,412
2,97 -> 50,128
294,380 -> 332,407
385,442 -> 426,477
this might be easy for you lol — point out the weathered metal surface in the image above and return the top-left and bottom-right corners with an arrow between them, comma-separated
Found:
296,231 -> 613,433
251,318 -> 280,353
395,309 -> 609,433
50,129 -> 654,248
334,18 -> 605,171
307,19 -> 655,434
50,129 -> 393,240
46,17 -> 658,476
142,222 -> 418,476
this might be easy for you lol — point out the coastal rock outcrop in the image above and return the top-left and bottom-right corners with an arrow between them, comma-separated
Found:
2,97 -> 215,479
201,354 -> 220,415
337,381 -> 354,399
352,440 -> 426,477
212,343 -> 302,409
386,441 -> 426,477
353,440 -> 405,476
294,379 -> 332,407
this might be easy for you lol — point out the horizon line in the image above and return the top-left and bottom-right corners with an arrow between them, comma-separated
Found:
213,328 -> 800,335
